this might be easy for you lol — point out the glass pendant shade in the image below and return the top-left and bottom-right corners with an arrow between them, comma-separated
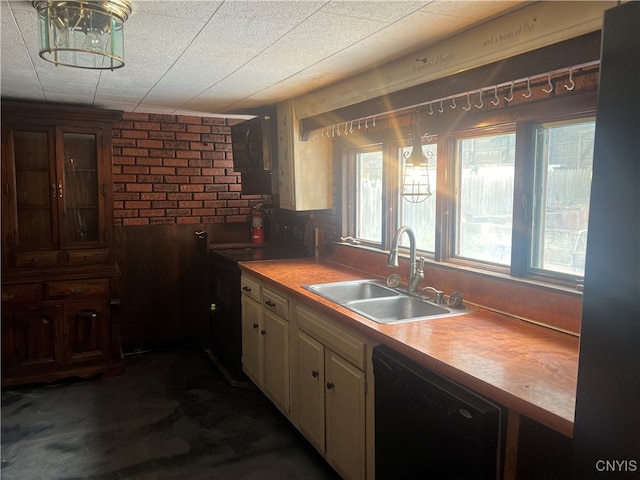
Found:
33,1 -> 132,70
402,134 -> 432,203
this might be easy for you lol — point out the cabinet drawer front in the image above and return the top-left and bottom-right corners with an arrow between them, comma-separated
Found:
1,283 -> 43,305
263,287 -> 290,320
296,304 -> 366,370
66,249 -> 109,265
12,250 -> 63,268
240,275 -> 261,302
45,279 -> 109,299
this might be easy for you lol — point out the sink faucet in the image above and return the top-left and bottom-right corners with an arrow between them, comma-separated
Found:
388,226 -> 423,294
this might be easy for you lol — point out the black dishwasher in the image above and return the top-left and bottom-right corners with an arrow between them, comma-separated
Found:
373,345 -> 506,480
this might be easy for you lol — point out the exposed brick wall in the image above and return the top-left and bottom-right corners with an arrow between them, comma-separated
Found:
112,112 -> 268,225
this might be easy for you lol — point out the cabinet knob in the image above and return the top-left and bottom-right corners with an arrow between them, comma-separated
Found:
265,300 -> 276,307
260,329 -> 266,336
326,382 -> 334,390
42,318 -> 49,325
252,323 -> 259,329
70,287 -> 86,295
312,370 -> 319,378
243,286 -> 251,292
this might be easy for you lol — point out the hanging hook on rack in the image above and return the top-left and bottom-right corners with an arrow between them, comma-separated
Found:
365,117 -> 369,129
522,78 -> 532,98
463,92 -> 472,111
564,68 -> 575,91
450,97 -> 456,109
349,121 -> 354,134
438,99 -> 444,113
331,125 -> 335,137
372,116 -> 376,127
505,82 -> 515,102
475,89 -> 484,109
428,102 -> 434,115
345,122 -> 349,135
491,85 -> 500,106
543,73 -> 554,94
358,119 -> 362,129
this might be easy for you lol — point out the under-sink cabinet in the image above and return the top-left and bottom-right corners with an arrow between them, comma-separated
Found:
240,274 -> 291,415
240,273 -> 377,479
293,303 -> 374,480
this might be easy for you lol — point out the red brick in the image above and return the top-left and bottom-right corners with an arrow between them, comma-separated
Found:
149,131 -> 176,140
165,175 -> 190,184
122,112 -> 149,121
152,200 -> 178,208
149,114 -> 176,122
122,166 -> 149,174
177,115 -> 202,125
190,176 -> 214,184
176,167 -> 201,176
166,208 -> 191,216
149,166 -> 176,175
114,192 -> 140,200
163,158 -> 189,167
122,147 -> 149,156
126,184 -> 153,192
192,208 -> 216,216
140,192 -> 166,201
225,215 -> 249,223
113,138 -> 137,147
163,141 -> 189,150
137,139 -> 164,148
154,184 -> 179,193
215,208 -> 239,216
113,156 -> 136,165
189,159 -> 213,168
180,184 -> 204,192
202,216 -> 225,224
187,125 -> 211,134
227,200 -> 249,208
176,132 -> 201,141
202,151 -> 226,160
114,209 -> 138,217
137,174 -> 164,183
203,200 -> 227,208
136,157 -> 163,166
190,142 -> 214,150
179,201 -> 202,209
139,209 -> 166,217
161,123 -> 186,132
149,149 -> 176,158
214,176 -> 238,184
193,193 -> 219,200
204,184 -> 228,192
125,201 -> 151,209
167,193 -> 192,201
113,174 -> 137,183
122,130 -> 149,139
134,121 -> 161,131
201,134 -> 226,143
201,168 -> 225,176
176,150 -> 202,159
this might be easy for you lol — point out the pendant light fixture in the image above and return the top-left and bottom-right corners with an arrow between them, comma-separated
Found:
402,113 -> 432,203
33,1 -> 133,70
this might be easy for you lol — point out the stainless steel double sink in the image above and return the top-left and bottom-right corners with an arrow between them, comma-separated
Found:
303,279 -> 472,324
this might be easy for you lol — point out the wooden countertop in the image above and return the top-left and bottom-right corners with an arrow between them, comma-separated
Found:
239,258 -> 579,438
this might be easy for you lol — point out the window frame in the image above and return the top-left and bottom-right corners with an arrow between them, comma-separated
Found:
338,92 -> 598,289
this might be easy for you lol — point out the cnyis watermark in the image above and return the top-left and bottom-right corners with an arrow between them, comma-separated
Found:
595,459 -> 638,472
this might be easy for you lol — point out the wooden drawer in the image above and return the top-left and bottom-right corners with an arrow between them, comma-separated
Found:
240,275 -> 261,302
263,287 -> 290,320
12,250 -> 63,268
66,249 -> 109,265
1,283 -> 43,305
296,304 -> 366,370
45,279 -> 109,300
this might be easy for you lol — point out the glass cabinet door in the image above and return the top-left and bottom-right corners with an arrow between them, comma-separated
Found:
12,129 -> 57,250
61,131 -> 100,245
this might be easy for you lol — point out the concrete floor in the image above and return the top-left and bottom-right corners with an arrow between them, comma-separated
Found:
1,347 -> 341,480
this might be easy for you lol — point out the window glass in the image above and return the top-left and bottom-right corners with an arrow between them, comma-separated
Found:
456,132 -> 515,265
355,150 -> 383,243
399,142 -> 437,252
532,119 -> 595,276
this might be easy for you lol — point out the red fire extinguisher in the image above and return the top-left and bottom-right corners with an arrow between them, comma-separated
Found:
251,204 -> 265,244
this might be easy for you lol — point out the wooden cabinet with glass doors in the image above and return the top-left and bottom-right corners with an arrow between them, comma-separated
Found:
1,101 -> 125,386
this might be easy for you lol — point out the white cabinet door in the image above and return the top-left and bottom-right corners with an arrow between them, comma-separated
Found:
240,294 -> 262,385
262,308 -> 290,414
276,100 -> 332,211
296,329 -> 325,452
325,350 -> 366,480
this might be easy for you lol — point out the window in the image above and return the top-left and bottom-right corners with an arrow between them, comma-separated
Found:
399,141 -> 437,252
340,87 -> 596,287
531,119 -> 595,276
353,148 -> 383,245
455,132 -> 515,265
